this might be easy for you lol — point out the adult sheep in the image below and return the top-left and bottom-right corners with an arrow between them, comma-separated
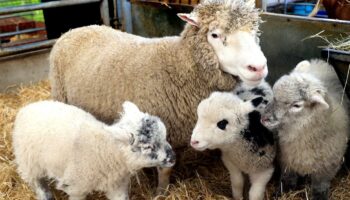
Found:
49,0 -> 267,192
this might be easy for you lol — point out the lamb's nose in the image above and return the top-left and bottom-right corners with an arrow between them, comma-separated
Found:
260,116 -> 269,124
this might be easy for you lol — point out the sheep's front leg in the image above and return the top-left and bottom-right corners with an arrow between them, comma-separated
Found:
222,158 -> 244,200
106,180 -> 130,200
310,174 -> 332,200
249,167 -> 274,200
280,169 -> 299,193
156,166 -> 172,194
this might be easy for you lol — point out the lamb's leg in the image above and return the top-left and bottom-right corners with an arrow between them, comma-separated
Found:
106,179 -> 130,200
31,178 -> 54,200
310,174 -> 332,200
156,167 -> 172,194
68,195 -> 86,200
222,158 -> 244,200
249,167 -> 274,200
64,186 -> 87,200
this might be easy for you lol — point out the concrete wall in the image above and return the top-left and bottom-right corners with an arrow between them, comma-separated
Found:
0,50 -> 50,92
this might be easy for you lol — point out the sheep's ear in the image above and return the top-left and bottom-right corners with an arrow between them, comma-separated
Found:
122,101 -> 141,114
177,13 -> 199,27
310,93 -> 329,110
246,0 -> 256,8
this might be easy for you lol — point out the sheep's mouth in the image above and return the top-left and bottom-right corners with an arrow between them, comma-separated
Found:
192,144 -> 208,151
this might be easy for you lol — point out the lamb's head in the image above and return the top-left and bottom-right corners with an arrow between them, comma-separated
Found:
117,101 -> 176,168
191,92 -> 263,151
261,73 -> 329,130
179,0 -> 267,86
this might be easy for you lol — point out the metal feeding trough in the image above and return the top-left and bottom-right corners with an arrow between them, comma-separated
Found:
322,49 -> 350,99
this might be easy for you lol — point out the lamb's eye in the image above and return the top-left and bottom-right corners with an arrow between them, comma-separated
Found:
143,145 -> 154,151
293,104 -> 300,108
211,33 -> 219,38
217,119 -> 228,130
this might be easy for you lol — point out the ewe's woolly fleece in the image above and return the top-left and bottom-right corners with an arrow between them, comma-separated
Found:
48,0 -> 266,150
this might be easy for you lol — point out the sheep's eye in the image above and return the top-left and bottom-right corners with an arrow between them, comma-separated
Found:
217,119 -> 228,130
211,33 -> 219,38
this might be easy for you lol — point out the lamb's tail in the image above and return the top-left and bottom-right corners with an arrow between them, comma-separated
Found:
49,48 -> 67,103
308,0 -> 323,17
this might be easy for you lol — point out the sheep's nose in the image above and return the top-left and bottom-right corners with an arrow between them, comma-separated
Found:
191,140 -> 199,147
248,65 -> 265,72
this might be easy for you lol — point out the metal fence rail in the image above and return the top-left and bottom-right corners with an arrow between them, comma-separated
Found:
0,39 -> 55,57
0,27 -> 45,38
0,0 -> 110,57
0,0 -> 100,15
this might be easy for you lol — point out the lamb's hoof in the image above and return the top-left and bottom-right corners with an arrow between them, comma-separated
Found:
311,190 -> 328,200
154,186 -> 169,198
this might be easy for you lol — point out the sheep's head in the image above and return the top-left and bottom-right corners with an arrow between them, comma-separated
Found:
117,101 -> 176,168
191,92 -> 263,151
179,0 -> 267,86
261,72 -> 329,131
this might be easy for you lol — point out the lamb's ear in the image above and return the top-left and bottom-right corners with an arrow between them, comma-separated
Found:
310,93 -> 329,110
294,60 -> 311,72
177,13 -> 199,27
114,131 -> 135,145
122,101 -> 141,114
243,97 -> 263,112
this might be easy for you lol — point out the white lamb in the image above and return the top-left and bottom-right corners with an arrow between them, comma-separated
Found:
261,59 -> 349,200
13,101 -> 175,200
191,92 -> 276,200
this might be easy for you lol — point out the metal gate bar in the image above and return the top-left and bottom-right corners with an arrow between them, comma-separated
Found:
0,0 -> 110,58
0,0 -> 100,15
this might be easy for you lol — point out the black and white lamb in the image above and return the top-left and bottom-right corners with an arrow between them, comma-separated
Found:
191,92 -> 276,200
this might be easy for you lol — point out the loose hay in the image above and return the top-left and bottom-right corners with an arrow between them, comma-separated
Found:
304,31 -> 350,52
1,81 -> 350,200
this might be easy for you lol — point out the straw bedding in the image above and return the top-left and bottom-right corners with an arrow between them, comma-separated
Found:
1,81 -> 350,200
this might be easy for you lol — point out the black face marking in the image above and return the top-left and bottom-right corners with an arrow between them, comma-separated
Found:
263,100 -> 268,105
252,97 -> 263,107
149,152 -> 158,159
241,111 -> 274,151
217,119 -> 228,130
165,145 -> 176,163
139,117 -> 157,144
251,88 -> 266,97
236,90 -> 244,95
